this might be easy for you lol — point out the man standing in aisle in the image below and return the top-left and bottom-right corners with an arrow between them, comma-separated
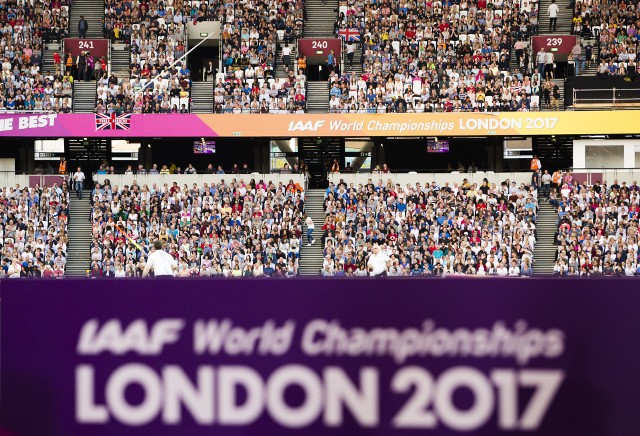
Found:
571,41 -> 582,75
545,49 -> 555,78
73,166 -> 85,199
367,244 -> 389,277
78,15 -> 88,38
142,240 -> 178,277
346,41 -> 355,67
203,61 -> 216,81
536,48 -> 546,78
541,169 -> 552,199
548,0 -> 559,32
305,215 -> 315,246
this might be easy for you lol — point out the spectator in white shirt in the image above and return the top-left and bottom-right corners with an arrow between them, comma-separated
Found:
367,244 -> 389,277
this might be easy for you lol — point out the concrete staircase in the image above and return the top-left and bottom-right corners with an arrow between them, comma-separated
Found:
578,37 -> 599,77
533,201 -> 558,275
306,82 -> 330,113
66,191 -> 93,277
538,0 -> 573,35
73,81 -> 97,112
276,44 -> 297,78
299,189 -> 325,275
43,43 -> 61,75
190,81 -> 214,113
509,46 -> 519,74
69,0 -> 104,38
304,0 -> 337,37
110,43 -> 130,79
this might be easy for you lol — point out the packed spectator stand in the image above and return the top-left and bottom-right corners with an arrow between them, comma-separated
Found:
215,0 -> 308,113
318,177 -> 538,276
0,183 -> 69,278
98,0 -> 191,114
0,0 -> 71,112
552,177 -> 640,276
213,71 -> 308,113
89,176 -> 305,277
331,0 -> 543,112
574,0 -> 639,79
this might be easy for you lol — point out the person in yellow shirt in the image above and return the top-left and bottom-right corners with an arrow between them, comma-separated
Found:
476,89 -> 485,109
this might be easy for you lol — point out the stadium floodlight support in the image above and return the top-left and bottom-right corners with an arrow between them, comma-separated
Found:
131,31 -> 217,103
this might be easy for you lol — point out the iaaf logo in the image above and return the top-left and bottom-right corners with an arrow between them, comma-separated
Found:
287,120 -> 325,131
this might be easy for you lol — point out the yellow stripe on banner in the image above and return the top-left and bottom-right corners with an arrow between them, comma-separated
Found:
196,111 -> 640,137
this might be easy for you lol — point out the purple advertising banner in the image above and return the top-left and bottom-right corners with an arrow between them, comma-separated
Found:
2,278 -> 639,435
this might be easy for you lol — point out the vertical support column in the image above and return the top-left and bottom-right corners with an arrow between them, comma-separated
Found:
371,138 -> 385,168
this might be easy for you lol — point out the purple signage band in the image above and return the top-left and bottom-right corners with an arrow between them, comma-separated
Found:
0,113 -> 218,138
2,278 -> 639,435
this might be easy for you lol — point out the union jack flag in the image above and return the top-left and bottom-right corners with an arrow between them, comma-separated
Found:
338,28 -> 360,42
95,113 -> 132,131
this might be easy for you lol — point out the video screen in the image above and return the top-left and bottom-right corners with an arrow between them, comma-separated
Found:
194,140 -> 216,154
427,140 -> 449,153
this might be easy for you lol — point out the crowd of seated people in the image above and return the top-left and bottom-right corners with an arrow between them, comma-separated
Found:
215,0 -> 307,113
0,183 -> 69,278
579,0 -> 639,78
219,0 -> 304,72
0,0 -> 71,112
94,161 -> 259,174
318,177 -> 538,276
89,177 -> 305,277
39,0 -> 71,42
331,0 -> 541,112
99,0 -> 191,113
213,70 -> 307,113
553,177 -> 640,276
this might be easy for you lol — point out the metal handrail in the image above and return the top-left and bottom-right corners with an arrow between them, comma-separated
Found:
573,87 -> 640,106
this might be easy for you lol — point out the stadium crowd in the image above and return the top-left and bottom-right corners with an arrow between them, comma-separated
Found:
89,178 -> 305,277
331,0 -> 543,112
581,0 -> 639,78
215,0 -> 307,113
317,177 -> 538,276
553,178 -> 640,276
0,183 -> 69,278
0,0 -> 71,112
219,0 -> 303,71
213,72 -> 307,113
98,0 -> 191,113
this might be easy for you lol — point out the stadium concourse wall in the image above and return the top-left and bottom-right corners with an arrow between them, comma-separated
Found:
4,170 -> 640,190
0,173 -> 67,188
329,169 -> 640,187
